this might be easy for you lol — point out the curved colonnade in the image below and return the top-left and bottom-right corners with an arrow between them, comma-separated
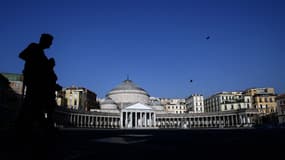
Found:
54,107 -> 259,129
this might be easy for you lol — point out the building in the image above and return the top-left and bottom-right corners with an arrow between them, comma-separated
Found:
0,73 -> 24,95
54,79 -> 260,129
160,98 -> 186,114
0,73 -> 24,127
276,94 -> 285,125
244,88 -> 275,96
99,79 -> 164,113
204,92 -> 252,112
244,88 -> 277,114
57,86 -> 99,111
105,79 -> 150,109
148,97 -> 165,113
186,94 -> 204,113
0,73 -> 23,108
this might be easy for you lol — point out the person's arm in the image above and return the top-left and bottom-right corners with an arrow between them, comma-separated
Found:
19,43 -> 37,61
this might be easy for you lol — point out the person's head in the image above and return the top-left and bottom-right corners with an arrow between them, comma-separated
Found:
39,33 -> 53,49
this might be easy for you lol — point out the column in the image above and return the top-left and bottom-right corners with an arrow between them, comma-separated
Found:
149,112 -> 153,127
140,112 -> 142,127
77,115 -> 81,127
95,116 -> 98,127
75,114 -> 79,127
69,114 -> 72,125
153,112 -> 156,127
217,116 -> 220,127
86,116 -> 89,128
224,115 -> 226,127
84,116 -> 87,128
198,117 -> 201,127
125,112 -> 128,128
214,116 -> 217,127
231,115 -> 234,127
130,112 -> 133,128
135,112 -> 138,128
106,117 -> 108,128
247,114 -> 251,125
72,114 -> 75,126
83,115 -> 87,127
98,117 -> 101,128
211,116 -> 213,127
149,112 -> 151,127
78,115 -> 81,127
91,116 -> 94,128
144,112 -> 147,127
120,112 -> 123,128
222,116 -> 225,127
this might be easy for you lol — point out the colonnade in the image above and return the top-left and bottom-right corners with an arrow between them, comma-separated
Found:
55,110 -> 120,128
54,108 -> 259,129
120,111 -> 156,128
156,113 -> 257,128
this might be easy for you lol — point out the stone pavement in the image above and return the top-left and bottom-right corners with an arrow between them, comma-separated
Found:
1,128 -> 285,160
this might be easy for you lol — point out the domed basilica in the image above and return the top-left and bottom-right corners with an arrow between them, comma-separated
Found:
100,79 -> 164,113
55,79 -> 259,129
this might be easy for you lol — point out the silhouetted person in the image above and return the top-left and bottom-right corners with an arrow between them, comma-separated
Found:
17,33 -> 53,130
45,58 -> 62,130
16,33 -> 61,160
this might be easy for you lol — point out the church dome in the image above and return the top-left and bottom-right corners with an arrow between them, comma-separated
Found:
100,97 -> 118,110
106,79 -> 150,109
110,79 -> 147,92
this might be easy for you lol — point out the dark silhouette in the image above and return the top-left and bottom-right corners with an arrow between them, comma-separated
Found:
17,34 -> 61,130
45,57 -> 62,129
16,33 -> 61,159
206,36 -> 210,40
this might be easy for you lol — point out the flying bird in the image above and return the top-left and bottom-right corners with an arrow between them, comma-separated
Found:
190,80 -> 193,83
206,36 -> 210,40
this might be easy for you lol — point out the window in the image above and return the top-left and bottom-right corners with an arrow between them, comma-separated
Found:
231,105 -> 234,110
225,105 -> 227,110
247,104 -> 250,109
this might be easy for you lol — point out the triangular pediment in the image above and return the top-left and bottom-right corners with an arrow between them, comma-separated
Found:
124,103 -> 153,110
